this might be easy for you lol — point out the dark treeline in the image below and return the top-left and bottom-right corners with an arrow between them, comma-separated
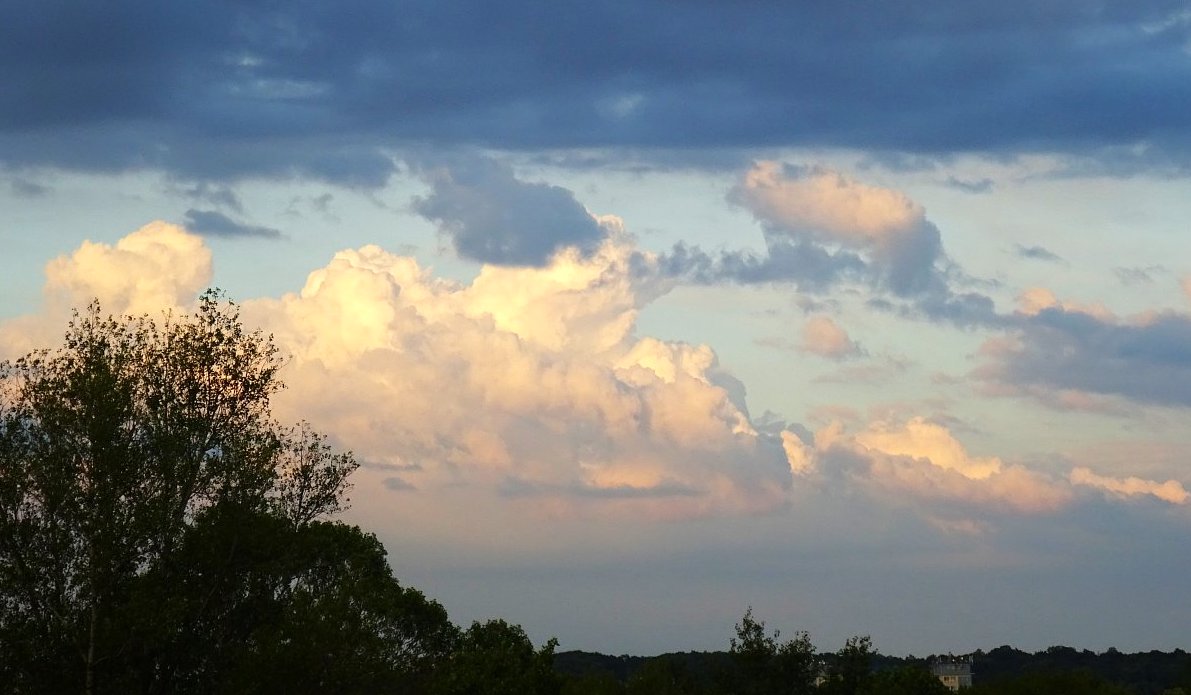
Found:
2,296 -> 1188,694
556,642 -> 1191,695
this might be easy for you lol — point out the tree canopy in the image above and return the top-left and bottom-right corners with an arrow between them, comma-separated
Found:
0,293 -> 450,694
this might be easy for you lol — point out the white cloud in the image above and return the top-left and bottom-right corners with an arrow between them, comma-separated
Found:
241,227 -> 796,520
44,221 -> 212,315
0,221 -> 212,360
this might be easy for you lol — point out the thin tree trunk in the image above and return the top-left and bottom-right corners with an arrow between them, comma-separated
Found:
85,599 -> 97,695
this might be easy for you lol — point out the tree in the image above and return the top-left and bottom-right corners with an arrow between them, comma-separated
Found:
432,619 -> 562,695
966,670 -> 1134,695
726,607 -> 818,695
0,293 -> 420,693
626,656 -> 697,695
860,665 -> 951,695
820,636 -> 874,695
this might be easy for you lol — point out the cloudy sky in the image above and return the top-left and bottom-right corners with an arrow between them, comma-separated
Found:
4,1 -> 1191,656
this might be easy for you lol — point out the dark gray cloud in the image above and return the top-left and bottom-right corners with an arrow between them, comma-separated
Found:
3,2 -> 1191,184
656,240 -> 868,292
411,158 -> 605,266
978,307 -> 1191,408
1013,244 -> 1063,262
182,209 -> 283,239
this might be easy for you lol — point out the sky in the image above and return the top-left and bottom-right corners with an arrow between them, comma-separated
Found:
3,0 -> 1191,657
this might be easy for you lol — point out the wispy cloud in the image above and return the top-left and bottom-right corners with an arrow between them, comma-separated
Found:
1013,244 -> 1063,263
182,209 -> 283,240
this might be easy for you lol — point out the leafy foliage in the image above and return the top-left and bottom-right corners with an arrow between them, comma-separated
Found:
726,607 -> 818,695
0,293 -> 442,694
433,619 -> 562,695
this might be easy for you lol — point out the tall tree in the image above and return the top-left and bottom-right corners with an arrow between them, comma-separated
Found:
0,293 -> 395,693
726,607 -> 818,695
821,636 -> 874,695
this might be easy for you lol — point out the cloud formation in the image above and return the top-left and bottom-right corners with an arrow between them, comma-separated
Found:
43,221 -> 213,315
978,293 -> 1191,409
411,158 -> 606,266
730,162 -> 944,296
658,162 -> 1000,326
182,209 -> 283,239
800,417 -> 1074,517
1070,466 -> 1188,505
3,3 -> 1191,184
237,228 -> 798,519
799,316 -> 862,359
1014,244 -> 1063,263
5,224 -> 1187,535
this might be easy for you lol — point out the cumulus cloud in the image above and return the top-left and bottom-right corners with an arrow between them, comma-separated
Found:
0,222 -> 213,360
1070,466 -> 1189,505
9,223 -> 1188,531
799,316 -> 862,359
799,417 -> 1074,516
411,157 -> 607,266
43,221 -> 213,315
236,225 -> 801,519
2,222 -> 802,521
659,162 -> 1000,327
730,162 -> 944,296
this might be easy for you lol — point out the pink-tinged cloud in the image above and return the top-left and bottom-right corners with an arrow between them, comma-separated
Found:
799,315 -> 861,359
730,162 -> 944,296
808,417 -> 1073,515
1070,466 -> 1189,505
735,161 -> 923,244
1016,287 -> 1113,321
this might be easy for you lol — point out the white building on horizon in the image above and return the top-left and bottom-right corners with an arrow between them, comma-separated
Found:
930,656 -> 973,692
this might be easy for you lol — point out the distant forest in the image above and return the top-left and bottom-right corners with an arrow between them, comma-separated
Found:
555,643 -> 1191,695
